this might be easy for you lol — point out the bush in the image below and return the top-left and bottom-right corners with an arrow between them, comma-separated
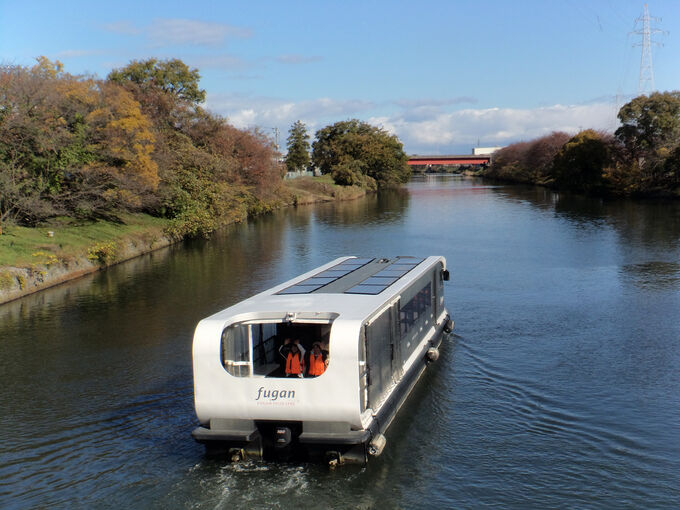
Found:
87,241 -> 118,264
551,130 -> 611,194
486,132 -> 570,184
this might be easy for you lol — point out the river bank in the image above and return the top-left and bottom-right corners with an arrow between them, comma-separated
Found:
0,177 -> 366,305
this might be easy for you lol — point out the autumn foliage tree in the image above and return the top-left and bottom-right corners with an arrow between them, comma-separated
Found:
486,92 -> 680,197
0,58 -> 157,223
0,57 -> 284,235
487,132 -> 570,184
106,58 -> 282,237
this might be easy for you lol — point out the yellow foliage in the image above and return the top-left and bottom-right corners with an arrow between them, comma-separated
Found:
56,77 -> 98,108
87,241 -> 118,264
32,56 -> 64,79
87,83 -> 159,190
102,188 -> 142,209
31,251 -> 59,266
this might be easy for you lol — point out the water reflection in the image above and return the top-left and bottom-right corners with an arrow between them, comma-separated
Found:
310,188 -> 410,228
620,261 -> 680,290
488,184 -> 680,292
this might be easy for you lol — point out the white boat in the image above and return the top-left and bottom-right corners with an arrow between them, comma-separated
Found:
191,256 -> 453,464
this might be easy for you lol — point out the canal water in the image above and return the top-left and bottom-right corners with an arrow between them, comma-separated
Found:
1,175 -> 679,509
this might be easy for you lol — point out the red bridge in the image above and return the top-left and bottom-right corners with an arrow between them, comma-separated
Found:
407,154 -> 490,166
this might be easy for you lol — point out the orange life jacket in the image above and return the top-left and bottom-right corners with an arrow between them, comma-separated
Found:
308,353 -> 327,376
286,352 -> 303,375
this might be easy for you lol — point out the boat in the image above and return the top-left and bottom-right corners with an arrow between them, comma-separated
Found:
191,256 -> 453,464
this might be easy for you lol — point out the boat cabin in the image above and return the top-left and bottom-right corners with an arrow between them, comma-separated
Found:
192,256 -> 452,464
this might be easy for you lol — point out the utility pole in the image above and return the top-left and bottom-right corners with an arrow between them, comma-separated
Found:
633,3 -> 664,95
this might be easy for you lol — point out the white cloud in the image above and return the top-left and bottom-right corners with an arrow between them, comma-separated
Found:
207,93 -> 375,133
205,92 -> 620,154
274,54 -> 323,65
375,102 -> 620,153
148,18 -> 252,46
103,18 -> 253,47
103,21 -> 140,36
188,54 -> 248,71
57,49 -> 106,58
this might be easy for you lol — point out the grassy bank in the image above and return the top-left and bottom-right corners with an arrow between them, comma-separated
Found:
283,174 -> 366,204
0,177 -> 364,270
0,176 -> 367,303
0,213 -> 170,269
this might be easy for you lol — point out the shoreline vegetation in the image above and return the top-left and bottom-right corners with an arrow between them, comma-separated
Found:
0,58 -> 409,304
3,57 -> 677,304
482,92 -> 680,198
0,176 -> 368,304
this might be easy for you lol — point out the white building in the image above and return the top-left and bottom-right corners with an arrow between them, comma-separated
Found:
472,147 -> 503,156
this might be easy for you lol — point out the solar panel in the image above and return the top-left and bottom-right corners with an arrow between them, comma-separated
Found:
361,276 -> 399,285
373,269 -> 410,278
277,284 -> 325,294
388,264 -> 418,271
343,258 -> 374,265
396,257 -> 424,263
277,257 -> 420,295
315,269 -> 354,278
345,284 -> 389,295
300,277 -> 336,285
276,257 -> 374,294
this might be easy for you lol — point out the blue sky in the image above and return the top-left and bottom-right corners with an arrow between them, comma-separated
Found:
2,0 -> 678,154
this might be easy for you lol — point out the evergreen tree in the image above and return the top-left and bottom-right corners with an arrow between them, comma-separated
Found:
311,119 -> 410,188
285,120 -> 310,172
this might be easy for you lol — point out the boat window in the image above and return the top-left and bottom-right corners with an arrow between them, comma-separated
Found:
436,265 -> 445,316
399,281 -> 433,358
221,325 -> 251,377
365,307 -> 395,407
220,322 -> 332,378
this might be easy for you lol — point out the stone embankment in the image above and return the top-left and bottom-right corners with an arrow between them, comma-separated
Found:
0,235 -> 173,305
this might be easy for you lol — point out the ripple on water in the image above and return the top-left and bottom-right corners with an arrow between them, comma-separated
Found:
620,261 -> 680,290
454,337 -> 679,506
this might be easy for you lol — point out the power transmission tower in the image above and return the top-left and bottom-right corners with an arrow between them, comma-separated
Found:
632,3 -> 664,95
272,127 -> 280,152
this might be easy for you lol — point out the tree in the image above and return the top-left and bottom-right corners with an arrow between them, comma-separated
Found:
0,58 -> 101,224
311,119 -> 410,188
551,130 -> 610,193
615,92 -> 680,161
614,92 -> 680,191
0,57 -> 286,234
662,145 -> 680,190
108,58 -> 206,105
285,120 -> 310,172
86,82 -> 159,193
486,132 -> 569,184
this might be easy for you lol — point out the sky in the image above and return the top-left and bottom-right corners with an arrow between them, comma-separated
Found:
1,0 -> 679,155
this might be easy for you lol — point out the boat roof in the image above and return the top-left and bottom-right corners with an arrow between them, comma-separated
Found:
200,256 -> 445,324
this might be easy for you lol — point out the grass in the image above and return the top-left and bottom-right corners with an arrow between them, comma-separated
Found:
0,177 -> 366,270
0,213 -> 170,268
284,174 -> 366,204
